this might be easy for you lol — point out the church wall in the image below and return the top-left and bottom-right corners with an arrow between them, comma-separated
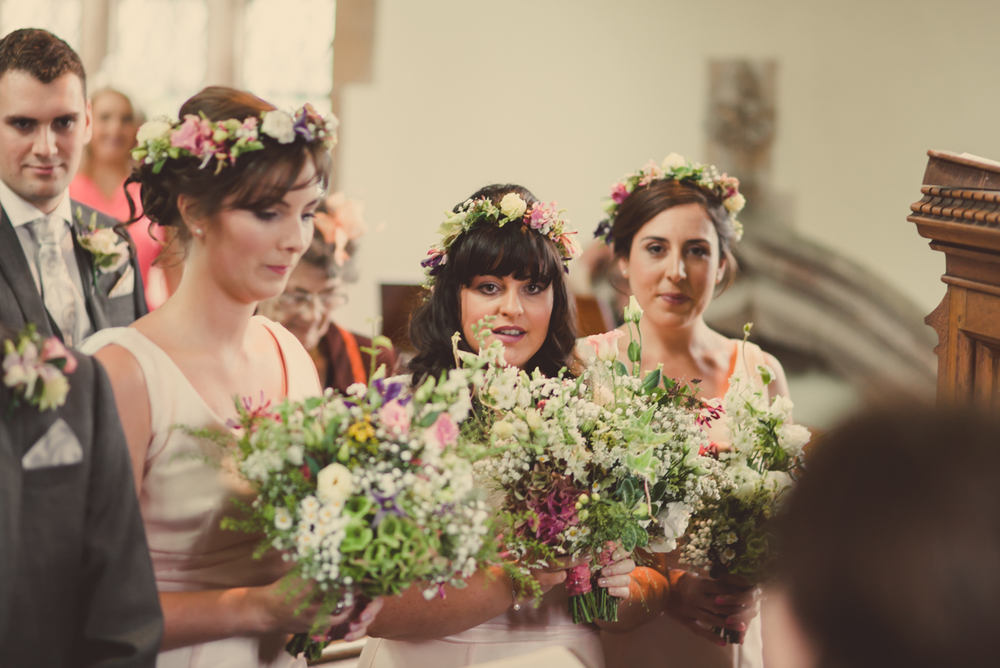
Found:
333,0 -> 1000,341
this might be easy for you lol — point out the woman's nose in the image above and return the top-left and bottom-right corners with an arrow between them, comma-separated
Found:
664,251 -> 687,282
499,290 -> 524,317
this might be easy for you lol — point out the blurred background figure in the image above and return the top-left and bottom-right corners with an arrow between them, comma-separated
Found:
69,87 -> 176,309
259,193 -> 396,393
766,408 -> 1000,668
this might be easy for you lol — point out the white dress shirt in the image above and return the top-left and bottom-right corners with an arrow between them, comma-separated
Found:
0,179 -> 93,341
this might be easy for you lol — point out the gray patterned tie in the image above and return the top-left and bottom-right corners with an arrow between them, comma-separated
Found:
30,215 -> 79,346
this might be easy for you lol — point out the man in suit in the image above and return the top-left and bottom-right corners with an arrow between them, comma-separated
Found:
0,29 -> 147,345
0,322 -> 163,665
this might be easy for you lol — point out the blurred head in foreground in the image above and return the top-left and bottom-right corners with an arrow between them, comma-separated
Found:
772,409 -> 1000,668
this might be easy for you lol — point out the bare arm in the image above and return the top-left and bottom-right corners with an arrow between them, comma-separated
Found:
93,345 -> 151,498
367,565 -> 570,641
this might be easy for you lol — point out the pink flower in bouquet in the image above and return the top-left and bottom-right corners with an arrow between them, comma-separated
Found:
170,115 -> 212,155
584,330 -> 624,363
379,399 -> 411,436
40,337 -> 76,374
522,475 -> 581,544
566,563 -> 593,596
424,412 -> 459,453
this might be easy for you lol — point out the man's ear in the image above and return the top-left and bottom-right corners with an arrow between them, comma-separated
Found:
83,98 -> 93,145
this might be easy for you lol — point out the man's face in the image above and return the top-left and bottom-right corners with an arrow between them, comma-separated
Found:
0,70 -> 91,213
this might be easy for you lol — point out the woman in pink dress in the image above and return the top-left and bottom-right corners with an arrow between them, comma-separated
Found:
593,155 -> 788,668
70,88 -> 171,307
82,86 -> 380,667
358,184 -> 660,668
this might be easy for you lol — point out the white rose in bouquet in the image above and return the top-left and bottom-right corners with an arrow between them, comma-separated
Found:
316,463 -> 353,503
649,501 -> 692,553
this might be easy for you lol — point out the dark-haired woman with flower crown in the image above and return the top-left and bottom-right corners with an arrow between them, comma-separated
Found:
358,184 -> 661,668
80,87 -> 381,668
592,155 -> 789,668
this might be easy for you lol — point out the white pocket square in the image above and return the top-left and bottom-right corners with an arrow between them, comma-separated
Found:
22,418 -> 83,470
108,264 -> 135,298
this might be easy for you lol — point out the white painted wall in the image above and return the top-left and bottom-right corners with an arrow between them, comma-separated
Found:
334,0 -> 1000,335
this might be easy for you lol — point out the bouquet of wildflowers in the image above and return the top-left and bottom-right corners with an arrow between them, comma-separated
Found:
463,309 -> 714,624
223,364 -> 498,660
680,326 -> 811,641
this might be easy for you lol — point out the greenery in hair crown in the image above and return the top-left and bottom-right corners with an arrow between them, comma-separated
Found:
594,153 -> 745,246
131,103 -> 338,175
420,193 -> 581,289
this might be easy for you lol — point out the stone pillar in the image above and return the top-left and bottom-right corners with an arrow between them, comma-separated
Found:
205,0 -> 244,87
80,0 -> 111,81
330,0 -> 376,190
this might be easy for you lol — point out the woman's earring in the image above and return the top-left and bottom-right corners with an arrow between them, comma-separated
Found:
193,228 -> 203,237
622,269 -> 629,278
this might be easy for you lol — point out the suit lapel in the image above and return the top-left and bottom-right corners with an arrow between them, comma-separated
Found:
0,209 -> 56,338
69,212 -> 110,331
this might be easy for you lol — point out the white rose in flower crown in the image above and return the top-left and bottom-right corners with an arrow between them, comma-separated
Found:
135,119 -> 173,145
648,501 -> 692,553
662,153 -> 687,170
724,193 -> 746,214
261,110 -> 295,144
499,193 -> 527,219
316,463 -> 353,503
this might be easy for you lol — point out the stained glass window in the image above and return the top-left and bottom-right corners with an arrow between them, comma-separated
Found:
105,0 -> 207,118
242,0 -> 335,114
0,0 -> 82,50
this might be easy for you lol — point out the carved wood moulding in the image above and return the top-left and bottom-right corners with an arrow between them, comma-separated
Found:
908,150 -> 1000,406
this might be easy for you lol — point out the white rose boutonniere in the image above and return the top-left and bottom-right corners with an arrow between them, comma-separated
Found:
261,110 -> 295,144
75,208 -> 130,287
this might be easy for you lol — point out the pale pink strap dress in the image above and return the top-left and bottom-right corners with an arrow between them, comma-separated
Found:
81,316 -> 322,668
359,585 -> 605,668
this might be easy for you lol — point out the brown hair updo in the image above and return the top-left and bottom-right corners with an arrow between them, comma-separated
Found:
609,179 -> 739,293
127,86 -> 333,246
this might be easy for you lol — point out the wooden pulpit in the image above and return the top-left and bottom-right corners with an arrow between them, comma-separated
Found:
908,150 -> 1000,405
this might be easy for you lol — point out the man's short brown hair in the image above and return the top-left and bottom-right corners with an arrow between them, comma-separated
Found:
0,28 -> 86,94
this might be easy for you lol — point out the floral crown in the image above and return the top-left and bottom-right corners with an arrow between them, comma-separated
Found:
132,103 -> 338,175
420,192 -> 581,289
594,153 -> 746,246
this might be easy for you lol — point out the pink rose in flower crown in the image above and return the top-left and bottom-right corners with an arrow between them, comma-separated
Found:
40,337 -> 77,374
424,412 -> 459,453
584,330 -> 624,363
610,182 -> 630,204
170,115 -> 213,156
379,399 -> 411,436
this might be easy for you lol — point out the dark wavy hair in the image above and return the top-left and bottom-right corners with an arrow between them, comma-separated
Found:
0,29 -> 86,95
126,86 -> 332,248
609,179 -> 739,293
407,184 -> 578,385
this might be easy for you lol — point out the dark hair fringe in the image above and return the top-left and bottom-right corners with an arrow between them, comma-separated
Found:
0,29 -> 86,95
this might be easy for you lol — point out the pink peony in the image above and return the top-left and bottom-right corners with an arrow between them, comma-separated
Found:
424,412 -> 459,453
379,399 -> 411,435
170,115 -> 213,156
584,330 -> 624,363
40,337 -> 76,373
610,182 -> 630,204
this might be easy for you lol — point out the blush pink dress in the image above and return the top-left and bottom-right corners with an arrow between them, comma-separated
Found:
81,317 -> 322,668
358,586 -> 605,668
600,340 -> 769,668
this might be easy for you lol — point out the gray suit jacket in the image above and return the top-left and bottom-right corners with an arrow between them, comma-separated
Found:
0,203 -> 149,340
0,342 -> 163,666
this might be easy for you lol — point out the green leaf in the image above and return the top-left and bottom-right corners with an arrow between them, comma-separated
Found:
640,368 -> 661,393
613,361 -> 628,377
417,410 -> 441,429
627,341 -> 641,363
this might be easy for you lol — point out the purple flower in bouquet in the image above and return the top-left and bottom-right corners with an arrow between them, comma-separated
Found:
372,377 -> 409,405
521,475 -> 581,544
372,489 -> 406,528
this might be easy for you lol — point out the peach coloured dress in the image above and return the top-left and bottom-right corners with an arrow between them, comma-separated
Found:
358,586 -> 604,668
600,340 -> 768,668
81,317 -> 322,668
